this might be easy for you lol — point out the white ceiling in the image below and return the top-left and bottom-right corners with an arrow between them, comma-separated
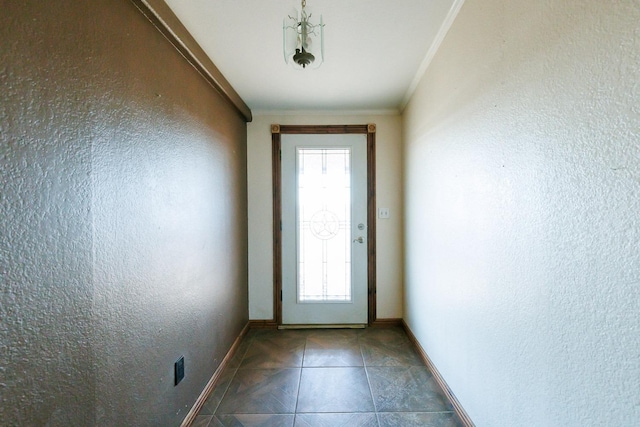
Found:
162,0 -> 461,113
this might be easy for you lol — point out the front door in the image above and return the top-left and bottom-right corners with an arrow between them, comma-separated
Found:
281,134 -> 368,325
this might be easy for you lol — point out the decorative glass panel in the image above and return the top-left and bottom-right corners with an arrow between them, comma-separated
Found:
297,148 -> 351,302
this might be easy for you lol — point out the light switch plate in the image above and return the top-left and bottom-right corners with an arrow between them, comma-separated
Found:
378,208 -> 390,219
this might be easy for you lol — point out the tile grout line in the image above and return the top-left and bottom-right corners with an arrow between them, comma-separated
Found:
292,334 -> 308,421
210,333 -> 255,419
209,367 -> 237,416
359,332 -> 382,427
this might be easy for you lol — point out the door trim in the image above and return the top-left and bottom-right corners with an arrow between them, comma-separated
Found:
271,124 -> 377,326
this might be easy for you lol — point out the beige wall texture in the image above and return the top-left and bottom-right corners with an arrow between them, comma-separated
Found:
403,0 -> 639,425
1,1 -> 248,425
247,114 -> 404,321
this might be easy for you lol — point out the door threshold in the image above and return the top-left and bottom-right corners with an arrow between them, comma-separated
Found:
278,324 -> 366,330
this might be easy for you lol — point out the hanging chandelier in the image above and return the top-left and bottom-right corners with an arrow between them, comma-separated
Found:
283,0 -> 324,69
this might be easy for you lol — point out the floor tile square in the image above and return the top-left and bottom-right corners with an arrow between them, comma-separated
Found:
377,412 -> 463,427
306,330 -> 359,345
358,326 -> 411,347
296,367 -> 375,413
227,335 -> 254,369
213,414 -> 295,427
252,329 -> 311,340
216,368 -> 300,414
360,340 -> 423,367
294,412 -> 378,427
303,337 -> 363,367
305,328 -> 360,340
241,334 -> 305,368
200,367 -> 237,415
192,414 -> 214,427
367,366 -> 450,412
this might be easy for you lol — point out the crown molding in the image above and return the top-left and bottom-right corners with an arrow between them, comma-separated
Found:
400,0 -> 466,111
252,109 -> 400,117
130,0 -> 252,122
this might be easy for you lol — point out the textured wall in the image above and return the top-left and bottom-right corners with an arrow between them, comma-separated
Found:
247,114 -> 404,320
403,0 -> 639,425
1,1 -> 248,426
1,1 -> 97,424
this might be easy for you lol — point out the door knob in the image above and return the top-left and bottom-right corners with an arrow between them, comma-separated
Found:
353,236 -> 364,243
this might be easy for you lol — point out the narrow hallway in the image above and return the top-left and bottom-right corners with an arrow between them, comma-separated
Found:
193,327 -> 463,426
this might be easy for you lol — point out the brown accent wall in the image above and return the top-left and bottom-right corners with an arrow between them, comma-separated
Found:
0,1 -> 248,425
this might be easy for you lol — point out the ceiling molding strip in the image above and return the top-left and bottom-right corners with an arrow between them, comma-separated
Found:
399,0 -> 466,111
130,0 -> 253,122
252,109 -> 401,117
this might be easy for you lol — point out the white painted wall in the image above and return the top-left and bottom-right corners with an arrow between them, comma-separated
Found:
248,113 -> 403,320
403,0 -> 640,425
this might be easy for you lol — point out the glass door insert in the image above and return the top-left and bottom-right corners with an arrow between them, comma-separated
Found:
297,148 -> 352,303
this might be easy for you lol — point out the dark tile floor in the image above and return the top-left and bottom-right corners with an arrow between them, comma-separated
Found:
193,327 -> 463,427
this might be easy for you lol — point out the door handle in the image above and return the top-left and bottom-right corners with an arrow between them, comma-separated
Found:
353,236 -> 364,243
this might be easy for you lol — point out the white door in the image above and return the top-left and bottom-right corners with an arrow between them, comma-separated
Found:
281,134 -> 368,325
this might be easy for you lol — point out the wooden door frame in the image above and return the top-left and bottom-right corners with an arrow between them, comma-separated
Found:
271,124 -> 377,326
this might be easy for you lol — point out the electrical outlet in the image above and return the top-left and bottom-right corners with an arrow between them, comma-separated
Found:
174,356 -> 185,386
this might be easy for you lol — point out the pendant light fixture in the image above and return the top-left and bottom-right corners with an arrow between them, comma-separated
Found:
283,0 -> 324,69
